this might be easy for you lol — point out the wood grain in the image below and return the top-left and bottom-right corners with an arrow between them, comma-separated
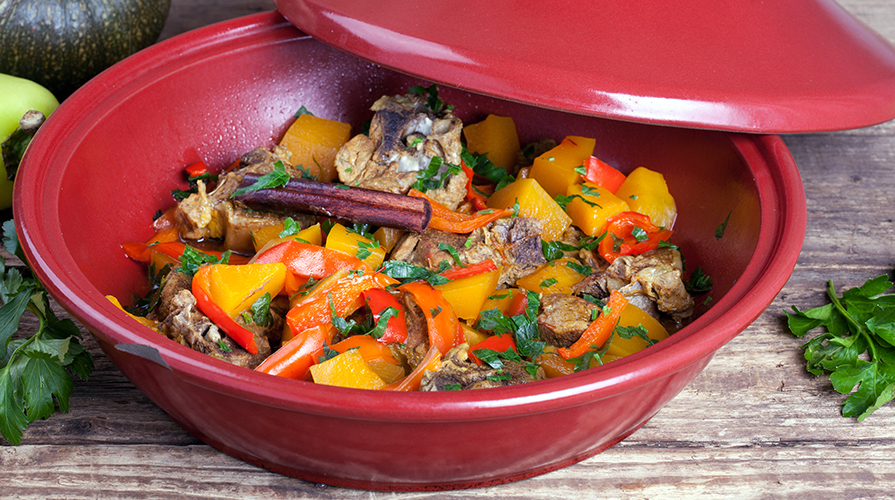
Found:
4,0 -> 895,498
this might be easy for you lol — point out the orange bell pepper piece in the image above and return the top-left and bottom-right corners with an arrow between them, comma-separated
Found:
330,335 -> 400,365
255,324 -> 331,379
408,189 -> 514,234
253,239 -> 370,279
557,290 -> 629,359
398,281 -> 463,355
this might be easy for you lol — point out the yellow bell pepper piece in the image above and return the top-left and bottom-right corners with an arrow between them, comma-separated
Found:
107,295 -> 159,331
278,113 -> 351,182
435,265 -> 502,320
324,223 -> 385,270
309,349 -> 387,389
486,178 -> 571,241
614,167 -> 677,229
461,323 -> 490,347
516,259 -> 587,295
604,302 -> 670,358
204,263 -> 287,318
565,182 -> 630,236
528,136 -> 596,198
252,222 -> 322,253
462,114 -> 521,171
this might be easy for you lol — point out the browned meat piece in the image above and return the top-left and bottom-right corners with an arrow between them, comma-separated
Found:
152,271 -> 276,369
334,92 -> 468,210
420,344 -> 544,391
388,217 -> 545,286
484,217 -> 546,285
388,290 -> 430,371
578,247 -> 693,321
174,147 -> 315,253
537,294 -> 601,348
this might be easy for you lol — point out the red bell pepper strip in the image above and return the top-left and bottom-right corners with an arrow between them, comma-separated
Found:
185,161 -> 209,178
557,290 -> 628,359
582,156 -> 627,193
460,161 -> 489,211
399,280 -> 463,355
361,288 -> 408,344
121,227 -> 180,262
505,291 -> 529,318
598,211 -> 673,264
439,259 -> 497,281
384,345 -> 442,391
469,333 -> 517,366
192,265 -> 259,355
408,189 -> 514,234
253,239 -> 370,279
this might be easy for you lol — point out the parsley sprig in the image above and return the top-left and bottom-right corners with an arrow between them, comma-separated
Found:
786,275 -> 895,421
0,220 -> 94,445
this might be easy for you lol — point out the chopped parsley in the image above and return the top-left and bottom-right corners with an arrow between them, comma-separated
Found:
437,242 -> 465,267
715,211 -> 732,240
379,261 -> 450,286
230,161 -> 290,198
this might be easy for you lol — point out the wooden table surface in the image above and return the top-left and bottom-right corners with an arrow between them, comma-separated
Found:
5,1 -> 895,498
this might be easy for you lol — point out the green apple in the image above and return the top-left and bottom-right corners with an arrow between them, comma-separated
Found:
0,73 -> 59,209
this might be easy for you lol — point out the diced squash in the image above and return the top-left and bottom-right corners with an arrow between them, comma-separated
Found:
435,265 -> 501,320
367,358 -> 406,385
309,349 -> 387,389
534,347 -> 576,378
614,167 -> 677,229
324,223 -> 385,270
373,226 -> 403,253
278,113 -> 351,182
515,259 -> 586,295
252,222 -> 322,253
604,303 -> 670,358
486,178 -> 571,241
204,263 -> 287,318
528,136 -> 596,198
460,323 -> 490,347
565,182 -> 630,236
462,114 -> 521,171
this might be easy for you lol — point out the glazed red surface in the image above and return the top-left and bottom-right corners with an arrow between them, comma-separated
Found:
14,12 -> 805,490
276,0 -> 895,133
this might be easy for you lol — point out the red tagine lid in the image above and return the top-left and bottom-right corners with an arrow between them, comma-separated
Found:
275,0 -> 895,133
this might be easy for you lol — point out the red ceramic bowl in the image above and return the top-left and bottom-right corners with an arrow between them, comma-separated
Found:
14,11 -> 805,491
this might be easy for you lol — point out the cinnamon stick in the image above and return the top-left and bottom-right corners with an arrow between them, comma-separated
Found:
234,174 -> 432,233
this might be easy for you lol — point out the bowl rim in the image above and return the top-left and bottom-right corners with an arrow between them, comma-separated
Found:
13,11 -> 807,422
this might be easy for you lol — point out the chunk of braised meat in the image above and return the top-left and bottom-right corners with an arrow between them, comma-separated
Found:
388,290 -> 430,371
420,344 -> 545,391
152,270 -> 286,369
572,247 -> 693,322
174,147 -> 315,253
536,294 -> 601,348
388,217 -> 546,286
334,91 -> 468,210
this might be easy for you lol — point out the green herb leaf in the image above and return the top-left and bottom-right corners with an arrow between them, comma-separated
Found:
715,211 -> 732,240
461,148 -> 515,191
785,276 -> 895,420
685,267 -> 713,294
231,161 -> 290,198
379,261 -> 450,286
0,219 -> 93,444
294,105 -> 315,117
437,242 -> 465,267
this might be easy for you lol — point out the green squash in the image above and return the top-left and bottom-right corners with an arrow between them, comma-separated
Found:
0,0 -> 171,99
